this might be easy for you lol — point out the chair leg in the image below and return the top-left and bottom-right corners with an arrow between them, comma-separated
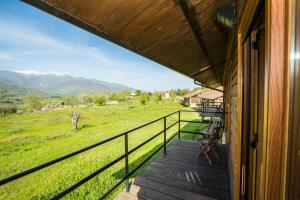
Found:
211,146 -> 221,160
198,144 -> 205,157
203,151 -> 213,165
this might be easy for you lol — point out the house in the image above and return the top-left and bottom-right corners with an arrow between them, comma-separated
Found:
160,91 -> 171,99
182,90 -> 204,107
8,1 -> 298,199
182,87 -> 223,107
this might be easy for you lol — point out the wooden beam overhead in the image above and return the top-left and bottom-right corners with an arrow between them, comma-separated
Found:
190,60 -> 225,77
176,0 -> 212,65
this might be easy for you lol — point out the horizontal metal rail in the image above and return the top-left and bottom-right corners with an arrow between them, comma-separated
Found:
180,130 -> 204,135
0,111 -> 179,186
52,154 -> 126,199
0,110 -> 183,200
180,110 -> 226,114
0,133 -> 125,185
0,109 -> 211,199
180,120 -> 209,124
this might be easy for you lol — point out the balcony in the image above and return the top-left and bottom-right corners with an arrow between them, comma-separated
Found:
116,139 -> 229,200
0,109 -> 227,199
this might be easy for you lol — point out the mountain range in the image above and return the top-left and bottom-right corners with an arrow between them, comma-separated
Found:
0,70 -> 134,96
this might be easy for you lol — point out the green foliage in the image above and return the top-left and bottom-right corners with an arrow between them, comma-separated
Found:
156,94 -> 162,101
94,96 -> 106,106
0,104 -> 17,115
135,90 -> 142,96
0,100 -> 203,199
25,95 -> 42,111
140,96 -> 147,105
62,96 -> 79,106
176,88 -> 190,96
170,90 -> 177,98
109,93 -> 120,101
81,95 -> 94,105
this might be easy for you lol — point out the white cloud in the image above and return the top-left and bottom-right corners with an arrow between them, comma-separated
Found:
0,15 -> 195,91
0,52 -> 13,60
15,70 -> 67,76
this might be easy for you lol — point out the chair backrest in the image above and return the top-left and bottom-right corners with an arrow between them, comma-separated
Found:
209,126 -> 224,144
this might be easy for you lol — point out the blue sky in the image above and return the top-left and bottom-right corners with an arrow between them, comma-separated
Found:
0,1 -> 196,91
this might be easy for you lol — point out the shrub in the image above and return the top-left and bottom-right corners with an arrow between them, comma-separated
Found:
62,96 -> 79,106
94,96 -> 106,106
25,95 -> 42,111
0,104 -> 17,115
135,90 -> 142,96
157,94 -> 162,101
140,98 -> 146,105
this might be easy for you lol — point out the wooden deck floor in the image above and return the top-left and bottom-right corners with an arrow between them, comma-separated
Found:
116,139 -> 230,200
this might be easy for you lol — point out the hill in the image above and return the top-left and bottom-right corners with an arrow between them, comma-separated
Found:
0,70 -> 134,95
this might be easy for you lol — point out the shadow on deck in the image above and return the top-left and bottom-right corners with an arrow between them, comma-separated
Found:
116,139 -> 229,200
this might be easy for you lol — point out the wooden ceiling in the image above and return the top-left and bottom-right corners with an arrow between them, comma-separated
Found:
23,0 -> 230,87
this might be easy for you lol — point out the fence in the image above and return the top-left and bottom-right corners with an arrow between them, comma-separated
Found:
0,109 -> 224,199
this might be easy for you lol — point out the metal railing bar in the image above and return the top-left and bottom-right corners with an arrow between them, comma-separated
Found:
180,130 -> 203,135
180,110 -> 226,114
52,154 -> 126,199
0,133 -> 125,186
165,121 -> 179,131
128,144 -> 164,177
128,130 -> 164,155
164,110 -> 179,118
180,120 -> 208,124
0,111 -> 179,185
166,132 -> 179,144
99,177 -> 126,200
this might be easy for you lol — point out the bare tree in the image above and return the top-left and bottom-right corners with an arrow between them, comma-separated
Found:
70,111 -> 80,130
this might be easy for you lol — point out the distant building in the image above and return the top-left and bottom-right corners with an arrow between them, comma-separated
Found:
182,87 -> 223,107
160,91 -> 171,99
129,92 -> 137,97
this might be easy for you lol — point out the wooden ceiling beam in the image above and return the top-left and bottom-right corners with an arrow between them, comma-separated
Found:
190,60 -> 225,77
176,0 -> 213,65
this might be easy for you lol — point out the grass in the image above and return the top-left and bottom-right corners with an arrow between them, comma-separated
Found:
0,99 -> 207,199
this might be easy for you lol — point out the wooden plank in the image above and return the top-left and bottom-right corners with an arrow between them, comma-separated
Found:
148,161 -> 228,180
115,192 -> 143,200
128,184 -> 177,200
134,177 -> 217,200
140,171 -> 230,200
143,165 -> 228,191
155,153 -> 228,169
265,0 -> 287,199
151,158 -> 228,175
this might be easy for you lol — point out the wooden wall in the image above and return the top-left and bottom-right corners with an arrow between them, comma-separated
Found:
224,0 -> 289,199
223,34 -> 242,200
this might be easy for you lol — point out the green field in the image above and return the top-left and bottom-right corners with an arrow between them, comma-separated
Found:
0,99 -> 206,199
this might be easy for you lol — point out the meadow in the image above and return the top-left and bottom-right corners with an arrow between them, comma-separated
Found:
0,99 -> 206,199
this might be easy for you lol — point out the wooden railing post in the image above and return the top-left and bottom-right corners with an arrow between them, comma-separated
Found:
164,116 -> 166,154
178,110 -> 181,140
124,133 -> 129,192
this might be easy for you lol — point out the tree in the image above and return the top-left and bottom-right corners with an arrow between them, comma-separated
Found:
81,95 -> 93,105
135,90 -> 142,96
63,96 -> 79,106
142,93 -> 150,101
140,95 -> 147,105
156,94 -> 162,101
25,95 -> 42,111
94,96 -> 106,105
70,111 -> 80,130
109,93 -> 120,101
176,88 -> 189,96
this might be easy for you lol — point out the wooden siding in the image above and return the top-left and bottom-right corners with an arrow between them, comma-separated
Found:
223,35 -> 241,200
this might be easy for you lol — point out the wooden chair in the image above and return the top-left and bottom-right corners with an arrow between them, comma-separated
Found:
200,118 -> 223,137
197,126 -> 224,165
